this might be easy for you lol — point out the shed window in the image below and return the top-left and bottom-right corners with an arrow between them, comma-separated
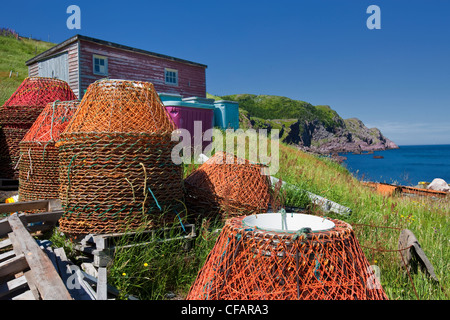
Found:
165,68 -> 178,86
93,55 -> 108,76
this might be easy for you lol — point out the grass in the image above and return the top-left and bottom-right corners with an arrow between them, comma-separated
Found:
0,34 -> 55,105
49,140 -> 448,300
281,144 -> 449,299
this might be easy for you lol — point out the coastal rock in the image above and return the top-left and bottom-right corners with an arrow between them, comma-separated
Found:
233,95 -> 398,155
285,117 -> 398,155
427,178 -> 450,192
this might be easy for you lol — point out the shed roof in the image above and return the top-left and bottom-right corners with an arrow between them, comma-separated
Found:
25,34 -> 208,68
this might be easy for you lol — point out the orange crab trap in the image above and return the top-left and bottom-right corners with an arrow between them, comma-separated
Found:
56,79 -> 184,235
187,212 -> 388,300
0,77 -> 77,179
183,151 -> 272,220
18,100 -> 79,201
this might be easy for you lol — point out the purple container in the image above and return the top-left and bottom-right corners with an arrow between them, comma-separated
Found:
163,99 -> 215,151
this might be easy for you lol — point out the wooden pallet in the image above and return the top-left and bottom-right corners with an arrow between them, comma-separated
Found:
0,199 -> 122,300
0,199 -> 63,235
0,213 -> 72,300
74,223 -> 197,267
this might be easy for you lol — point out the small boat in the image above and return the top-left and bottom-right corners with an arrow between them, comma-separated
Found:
363,181 -> 448,198
373,155 -> 384,159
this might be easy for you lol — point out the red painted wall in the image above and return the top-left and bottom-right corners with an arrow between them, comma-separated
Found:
78,39 -> 207,98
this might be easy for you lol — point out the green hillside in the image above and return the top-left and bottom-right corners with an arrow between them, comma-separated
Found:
0,31 -> 55,105
221,93 -> 344,131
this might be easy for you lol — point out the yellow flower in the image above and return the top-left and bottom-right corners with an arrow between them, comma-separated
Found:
144,263 -> 148,267
122,272 -> 126,276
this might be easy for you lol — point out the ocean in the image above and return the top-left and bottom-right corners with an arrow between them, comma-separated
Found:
340,144 -> 450,187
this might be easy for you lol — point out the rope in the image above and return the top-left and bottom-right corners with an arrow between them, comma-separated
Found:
147,187 -> 161,211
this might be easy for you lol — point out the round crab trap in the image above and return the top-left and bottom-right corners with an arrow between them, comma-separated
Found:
18,100 -> 80,201
56,79 -> 184,235
0,77 -> 77,179
187,212 -> 388,300
184,151 -> 272,219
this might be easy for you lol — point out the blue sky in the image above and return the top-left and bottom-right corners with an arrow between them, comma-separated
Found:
1,0 -> 449,145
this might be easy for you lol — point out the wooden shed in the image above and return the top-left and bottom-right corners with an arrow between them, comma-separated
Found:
25,34 -> 208,99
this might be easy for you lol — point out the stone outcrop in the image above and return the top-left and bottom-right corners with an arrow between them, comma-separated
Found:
284,117 -> 398,154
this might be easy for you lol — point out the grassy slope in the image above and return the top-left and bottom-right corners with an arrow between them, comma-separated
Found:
274,144 -> 449,300
0,35 -> 55,105
101,139 -> 449,300
220,93 -> 344,131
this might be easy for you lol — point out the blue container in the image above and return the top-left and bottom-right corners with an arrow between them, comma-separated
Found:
158,92 -> 183,103
213,100 -> 239,130
182,97 -> 215,105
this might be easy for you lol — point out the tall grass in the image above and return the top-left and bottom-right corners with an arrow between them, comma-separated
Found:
100,140 -> 449,300
51,141 -> 448,300
0,35 -> 55,105
274,143 -> 449,300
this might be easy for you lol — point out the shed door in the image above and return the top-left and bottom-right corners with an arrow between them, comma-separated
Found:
38,53 -> 68,82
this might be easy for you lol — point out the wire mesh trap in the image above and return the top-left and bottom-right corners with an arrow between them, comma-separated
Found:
0,77 -> 77,179
18,100 -> 79,201
187,212 -> 388,300
56,79 -> 184,236
184,151 -> 272,219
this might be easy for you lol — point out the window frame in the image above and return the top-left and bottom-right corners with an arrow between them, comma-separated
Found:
164,68 -> 178,86
93,54 -> 108,76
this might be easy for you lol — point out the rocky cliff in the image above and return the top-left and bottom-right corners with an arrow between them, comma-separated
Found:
226,94 -> 398,155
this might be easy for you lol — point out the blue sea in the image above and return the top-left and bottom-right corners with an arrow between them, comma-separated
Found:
340,144 -> 450,186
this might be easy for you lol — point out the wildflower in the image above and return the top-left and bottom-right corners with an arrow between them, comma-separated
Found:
144,263 -> 148,267
122,272 -> 126,276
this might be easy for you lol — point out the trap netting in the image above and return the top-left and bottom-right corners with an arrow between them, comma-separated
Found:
18,100 -> 79,201
56,79 -> 184,235
0,77 -> 77,179
184,151 -> 272,219
187,213 -> 388,300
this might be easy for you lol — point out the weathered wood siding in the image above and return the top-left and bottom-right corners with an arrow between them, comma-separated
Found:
78,39 -> 206,98
38,53 -> 68,82
27,41 -> 80,97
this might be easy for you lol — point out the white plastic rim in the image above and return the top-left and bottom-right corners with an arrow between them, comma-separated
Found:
242,213 -> 335,233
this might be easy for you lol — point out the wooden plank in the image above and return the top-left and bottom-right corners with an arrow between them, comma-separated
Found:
0,200 -> 51,214
24,210 -> 63,224
0,274 -> 28,299
12,290 -> 36,300
8,213 -> 72,300
81,269 -> 120,297
0,250 -> 15,264
0,210 -> 63,238
0,238 -> 12,250
53,247 -> 95,300
0,254 -> 28,280
96,267 -> 107,300
8,233 -> 40,300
